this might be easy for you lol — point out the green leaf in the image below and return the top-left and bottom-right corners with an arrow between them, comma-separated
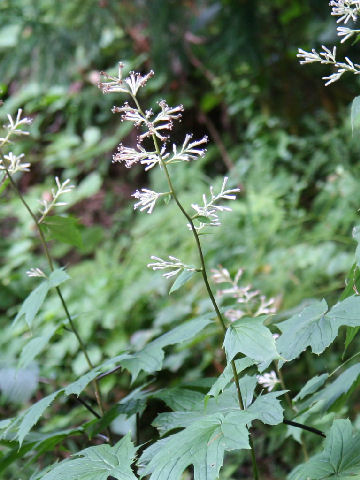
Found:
17,391 -> 60,446
18,327 -> 58,369
42,216 -> 83,248
277,296 -> 360,363
139,411 -> 251,480
208,358 -> 255,398
247,391 -> 286,425
224,316 -> 279,364
289,419 -> 360,479
293,374 -> 329,403
64,368 -> 103,397
169,270 -> 196,294
351,96 -> 360,136
37,434 -> 137,480
13,282 -> 49,329
118,315 -> 212,382
302,363 -> 360,412
13,268 -> 70,328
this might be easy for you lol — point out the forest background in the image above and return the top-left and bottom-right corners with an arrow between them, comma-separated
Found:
1,0 -> 360,479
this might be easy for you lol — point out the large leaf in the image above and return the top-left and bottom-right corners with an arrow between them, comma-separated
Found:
224,316 -> 279,364
13,269 -> 70,328
289,419 -> 360,479
139,411 -> 252,480
153,383 -> 285,436
277,296 -> 360,363
36,434 -> 137,480
293,374 -> 329,403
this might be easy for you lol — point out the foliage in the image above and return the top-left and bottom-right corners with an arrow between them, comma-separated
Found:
1,1 -> 360,480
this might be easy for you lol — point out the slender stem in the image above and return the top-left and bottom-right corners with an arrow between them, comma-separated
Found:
3,163 -> 107,422
132,94 -> 259,477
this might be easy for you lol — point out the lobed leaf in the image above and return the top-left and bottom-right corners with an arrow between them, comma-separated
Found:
289,419 -> 360,479
224,316 -> 279,364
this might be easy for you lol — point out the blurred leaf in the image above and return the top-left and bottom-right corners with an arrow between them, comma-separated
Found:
351,96 -> 360,136
42,216 -> 83,248
169,270 -> 196,294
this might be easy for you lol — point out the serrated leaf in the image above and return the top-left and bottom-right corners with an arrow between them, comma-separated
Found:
37,434 -> 137,480
289,419 -> 360,479
139,411 -> 251,480
17,391 -> 60,446
169,270 -> 196,294
42,215 -> 83,248
64,367 -> 102,397
13,282 -> 49,329
293,374 -> 329,403
224,316 -> 279,363
277,296 -> 360,363
351,96 -> 360,136
13,268 -> 70,328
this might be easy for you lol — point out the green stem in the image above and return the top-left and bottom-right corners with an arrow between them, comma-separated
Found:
132,94 -> 259,477
3,164 -> 107,421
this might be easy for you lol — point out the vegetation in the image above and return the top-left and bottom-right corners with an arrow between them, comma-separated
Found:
2,1 -> 360,479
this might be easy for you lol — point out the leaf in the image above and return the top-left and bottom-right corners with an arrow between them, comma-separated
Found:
13,268 -> 70,328
302,363 -> 360,412
277,296 -> 360,363
118,315 -> 212,382
139,411 -> 251,480
37,434 -> 137,480
169,270 -> 196,294
247,391 -> 286,425
351,96 -> 360,136
42,215 -> 83,248
293,374 -> 329,403
208,358 -> 255,398
64,368 -> 103,397
13,282 -> 49,329
289,419 -> 360,479
224,316 -> 279,364
17,391 -> 60,446
19,327 -> 58,369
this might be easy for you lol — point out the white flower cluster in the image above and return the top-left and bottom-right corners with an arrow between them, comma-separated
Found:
132,189 -> 164,214
39,177 -> 75,223
330,0 -> 360,23
0,109 -> 32,146
147,255 -> 196,278
257,370 -> 280,392
99,62 -> 154,96
0,152 -> 30,174
190,177 -> 240,231
100,65 -> 213,217
26,267 -> 46,278
298,1 -> 360,84
211,266 -> 276,321
0,109 -> 32,179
